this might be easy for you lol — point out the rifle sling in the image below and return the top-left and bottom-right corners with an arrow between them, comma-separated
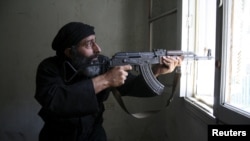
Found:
111,72 -> 181,119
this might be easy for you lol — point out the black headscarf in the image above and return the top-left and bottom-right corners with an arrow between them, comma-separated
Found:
52,22 -> 95,54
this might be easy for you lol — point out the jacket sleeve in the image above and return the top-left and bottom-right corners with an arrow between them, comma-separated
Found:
35,58 -> 99,118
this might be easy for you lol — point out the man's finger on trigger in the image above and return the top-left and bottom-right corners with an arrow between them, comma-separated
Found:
123,65 -> 132,71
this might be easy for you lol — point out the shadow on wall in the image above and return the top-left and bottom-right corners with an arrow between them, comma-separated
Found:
0,130 -> 25,141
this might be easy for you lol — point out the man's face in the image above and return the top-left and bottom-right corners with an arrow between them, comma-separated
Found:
70,35 -> 102,77
75,35 -> 101,58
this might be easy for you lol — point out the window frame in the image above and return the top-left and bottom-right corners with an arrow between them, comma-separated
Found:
213,0 -> 250,124
179,0 -> 250,124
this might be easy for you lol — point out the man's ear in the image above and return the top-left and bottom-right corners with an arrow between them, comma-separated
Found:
64,48 -> 72,58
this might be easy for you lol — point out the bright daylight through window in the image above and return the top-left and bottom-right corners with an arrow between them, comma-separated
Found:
181,0 -> 250,119
180,0 -> 216,112
221,0 -> 250,115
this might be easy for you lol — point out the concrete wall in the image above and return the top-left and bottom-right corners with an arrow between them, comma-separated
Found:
0,0 -> 214,141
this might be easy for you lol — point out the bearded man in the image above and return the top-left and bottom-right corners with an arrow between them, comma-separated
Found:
35,22 -> 181,141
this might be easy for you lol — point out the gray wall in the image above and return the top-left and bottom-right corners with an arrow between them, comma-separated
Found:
0,0 -> 214,141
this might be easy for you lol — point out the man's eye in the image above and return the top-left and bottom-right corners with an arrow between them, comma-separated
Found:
88,41 -> 93,47
84,41 -> 92,47
89,40 -> 96,46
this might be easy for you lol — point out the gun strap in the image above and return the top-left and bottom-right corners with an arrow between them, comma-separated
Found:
112,72 -> 181,119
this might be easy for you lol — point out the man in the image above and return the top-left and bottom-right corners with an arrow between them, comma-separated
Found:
35,22 -> 182,141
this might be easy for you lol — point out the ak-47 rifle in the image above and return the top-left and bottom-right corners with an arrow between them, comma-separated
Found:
107,49 -> 213,95
63,49 -> 213,118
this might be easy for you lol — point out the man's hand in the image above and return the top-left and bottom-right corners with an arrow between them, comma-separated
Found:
152,56 -> 183,77
92,65 -> 132,94
105,65 -> 132,87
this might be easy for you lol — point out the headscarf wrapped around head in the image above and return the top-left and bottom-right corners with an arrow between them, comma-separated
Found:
52,22 -> 95,53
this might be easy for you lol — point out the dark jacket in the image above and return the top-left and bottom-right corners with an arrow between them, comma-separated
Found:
35,55 -> 156,141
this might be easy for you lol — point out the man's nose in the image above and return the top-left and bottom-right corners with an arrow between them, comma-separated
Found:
93,43 -> 101,54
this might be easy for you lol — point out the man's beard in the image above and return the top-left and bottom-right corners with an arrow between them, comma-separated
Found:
70,47 -> 101,78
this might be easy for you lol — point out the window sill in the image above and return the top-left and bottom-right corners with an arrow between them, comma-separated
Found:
183,97 -> 216,124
